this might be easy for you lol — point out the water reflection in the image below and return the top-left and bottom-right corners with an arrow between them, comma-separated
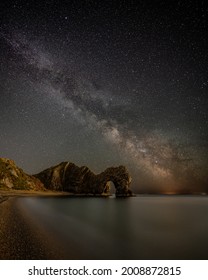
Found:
19,196 -> 208,259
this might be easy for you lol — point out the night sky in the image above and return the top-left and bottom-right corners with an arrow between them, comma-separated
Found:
0,0 -> 208,193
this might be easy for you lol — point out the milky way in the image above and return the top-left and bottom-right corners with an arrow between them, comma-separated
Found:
0,1 -> 207,193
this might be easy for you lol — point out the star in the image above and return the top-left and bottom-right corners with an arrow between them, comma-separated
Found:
0,1 -> 207,193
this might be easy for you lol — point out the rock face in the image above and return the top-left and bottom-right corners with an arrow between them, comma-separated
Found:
0,158 -> 132,196
35,162 -> 132,197
0,158 -> 44,191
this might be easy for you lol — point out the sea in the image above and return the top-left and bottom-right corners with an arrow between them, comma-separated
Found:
19,195 -> 208,259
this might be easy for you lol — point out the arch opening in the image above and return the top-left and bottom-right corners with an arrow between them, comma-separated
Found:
105,181 -> 116,195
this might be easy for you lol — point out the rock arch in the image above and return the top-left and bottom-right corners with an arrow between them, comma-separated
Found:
35,162 -> 133,197
98,166 -> 132,197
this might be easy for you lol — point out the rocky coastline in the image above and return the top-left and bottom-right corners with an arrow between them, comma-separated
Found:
0,158 -> 133,197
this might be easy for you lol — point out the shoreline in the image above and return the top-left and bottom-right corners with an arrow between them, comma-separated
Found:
0,190 -> 70,204
1,189 -> 207,204
0,189 -> 112,204
0,196 -> 69,259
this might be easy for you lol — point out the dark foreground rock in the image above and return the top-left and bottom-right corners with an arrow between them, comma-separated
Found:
35,162 -> 132,197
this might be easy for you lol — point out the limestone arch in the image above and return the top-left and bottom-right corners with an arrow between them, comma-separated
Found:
100,166 -> 132,196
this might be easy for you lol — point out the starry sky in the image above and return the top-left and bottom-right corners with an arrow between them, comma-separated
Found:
0,0 -> 208,193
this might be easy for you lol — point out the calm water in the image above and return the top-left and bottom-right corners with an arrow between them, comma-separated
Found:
19,196 -> 208,259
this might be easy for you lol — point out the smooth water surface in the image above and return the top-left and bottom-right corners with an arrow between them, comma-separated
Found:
19,196 -> 208,259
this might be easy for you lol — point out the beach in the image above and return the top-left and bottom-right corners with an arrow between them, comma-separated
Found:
0,191 -> 69,260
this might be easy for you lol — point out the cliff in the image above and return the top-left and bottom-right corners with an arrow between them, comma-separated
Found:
0,158 -> 44,191
0,158 -> 132,196
34,162 -> 132,197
